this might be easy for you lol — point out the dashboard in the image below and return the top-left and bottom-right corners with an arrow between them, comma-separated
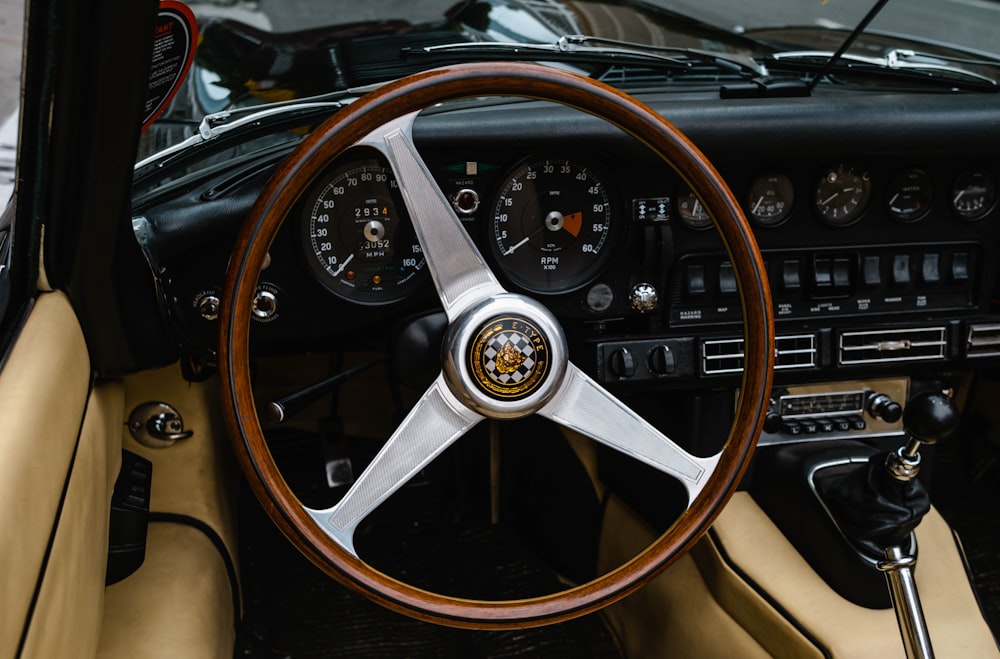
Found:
133,88 -> 1000,448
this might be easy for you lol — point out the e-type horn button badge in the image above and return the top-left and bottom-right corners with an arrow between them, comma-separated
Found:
470,316 -> 550,400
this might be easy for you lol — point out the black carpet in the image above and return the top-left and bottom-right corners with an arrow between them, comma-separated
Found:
234,430 -> 624,659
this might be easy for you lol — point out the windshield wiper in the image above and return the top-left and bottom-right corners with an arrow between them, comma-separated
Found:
770,49 -> 999,90
404,35 -> 768,79
134,82 -> 388,177
768,0 -> 997,92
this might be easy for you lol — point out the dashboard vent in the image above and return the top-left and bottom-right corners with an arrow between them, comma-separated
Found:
967,323 -> 1000,358
702,334 -> 816,375
838,327 -> 947,365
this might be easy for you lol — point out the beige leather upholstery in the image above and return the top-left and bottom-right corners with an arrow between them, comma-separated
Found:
0,291 -> 238,657
0,292 -> 122,659
98,523 -> 235,659
97,364 -> 239,657
600,494 -> 795,659
708,492 -> 998,657
601,491 -> 999,658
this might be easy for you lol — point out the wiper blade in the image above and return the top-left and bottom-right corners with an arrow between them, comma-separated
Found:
134,82 -> 387,175
404,35 -> 768,79
770,49 -> 999,89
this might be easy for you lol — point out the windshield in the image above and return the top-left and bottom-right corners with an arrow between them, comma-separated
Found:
136,0 -> 1000,183
664,0 -> 997,54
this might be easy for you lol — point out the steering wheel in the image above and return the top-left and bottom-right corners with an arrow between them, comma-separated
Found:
219,62 -> 774,629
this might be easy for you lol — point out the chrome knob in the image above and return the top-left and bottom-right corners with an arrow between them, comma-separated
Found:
196,294 -> 220,321
252,289 -> 278,320
629,283 -> 658,313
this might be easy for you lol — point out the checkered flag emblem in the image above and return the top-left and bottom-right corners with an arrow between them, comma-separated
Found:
484,333 -> 536,383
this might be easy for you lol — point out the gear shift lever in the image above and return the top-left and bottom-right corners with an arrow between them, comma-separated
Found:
814,390 -> 958,659
885,391 -> 959,481
879,392 -> 958,659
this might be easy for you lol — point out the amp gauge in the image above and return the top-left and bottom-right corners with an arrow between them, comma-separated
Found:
675,184 -> 713,230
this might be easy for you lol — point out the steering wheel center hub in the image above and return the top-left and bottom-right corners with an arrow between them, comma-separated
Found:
443,294 -> 568,419
469,315 -> 551,401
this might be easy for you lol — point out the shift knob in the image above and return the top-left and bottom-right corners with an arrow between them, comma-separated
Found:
902,391 -> 959,445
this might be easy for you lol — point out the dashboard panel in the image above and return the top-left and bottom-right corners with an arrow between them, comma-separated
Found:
134,90 -> 1000,450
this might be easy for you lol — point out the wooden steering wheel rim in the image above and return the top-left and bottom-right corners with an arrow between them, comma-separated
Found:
219,61 -> 775,629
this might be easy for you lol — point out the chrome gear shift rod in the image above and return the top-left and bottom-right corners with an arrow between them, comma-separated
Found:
877,391 -> 960,659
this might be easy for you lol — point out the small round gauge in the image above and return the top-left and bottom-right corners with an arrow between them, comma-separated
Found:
489,158 -> 614,293
299,155 -> 426,305
951,168 -> 996,220
814,165 -> 872,226
675,185 -> 713,230
746,173 -> 794,227
886,169 -> 933,223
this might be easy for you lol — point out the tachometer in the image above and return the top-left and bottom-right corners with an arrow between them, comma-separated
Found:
299,154 -> 426,305
489,158 -> 615,293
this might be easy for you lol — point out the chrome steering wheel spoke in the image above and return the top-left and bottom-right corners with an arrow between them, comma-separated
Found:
539,363 -> 720,504
360,112 -> 506,320
305,375 -> 483,555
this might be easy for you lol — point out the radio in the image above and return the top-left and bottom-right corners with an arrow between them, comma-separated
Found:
758,377 -> 908,446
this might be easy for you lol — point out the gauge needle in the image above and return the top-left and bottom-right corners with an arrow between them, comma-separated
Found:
504,236 -> 531,256
331,253 -> 354,277
752,196 -> 764,214
821,192 -> 840,205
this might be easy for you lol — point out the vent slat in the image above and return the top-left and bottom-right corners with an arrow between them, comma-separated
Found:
702,334 -> 815,375
839,327 -> 946,365
967,323 -> 1000,357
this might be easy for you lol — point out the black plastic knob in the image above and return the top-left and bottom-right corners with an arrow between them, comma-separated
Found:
867,392 -> 903,423
647,345 -> 676,375
902,391 -> 959,444
608,347 -> 636,379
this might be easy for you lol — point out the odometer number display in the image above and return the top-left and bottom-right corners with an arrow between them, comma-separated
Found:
299,156 -> 426,305
490,158 -> 614,293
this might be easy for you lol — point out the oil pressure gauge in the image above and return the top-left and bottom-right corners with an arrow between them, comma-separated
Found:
747,173 -> 794,227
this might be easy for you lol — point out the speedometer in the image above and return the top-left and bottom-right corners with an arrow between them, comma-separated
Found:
299,153 -> 426,305
489,158 -> 615,294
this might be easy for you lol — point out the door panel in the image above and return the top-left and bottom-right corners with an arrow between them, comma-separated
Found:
0,291 -> 121,658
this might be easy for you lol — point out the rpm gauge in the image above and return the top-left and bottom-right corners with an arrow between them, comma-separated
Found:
489,158 -> 615,293
299,154 -> 426,305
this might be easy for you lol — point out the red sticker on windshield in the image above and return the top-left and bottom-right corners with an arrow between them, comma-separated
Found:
142,0 -> 198,131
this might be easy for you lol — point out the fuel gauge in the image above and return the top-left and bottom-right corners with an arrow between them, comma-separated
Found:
951,168 -> 996,220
